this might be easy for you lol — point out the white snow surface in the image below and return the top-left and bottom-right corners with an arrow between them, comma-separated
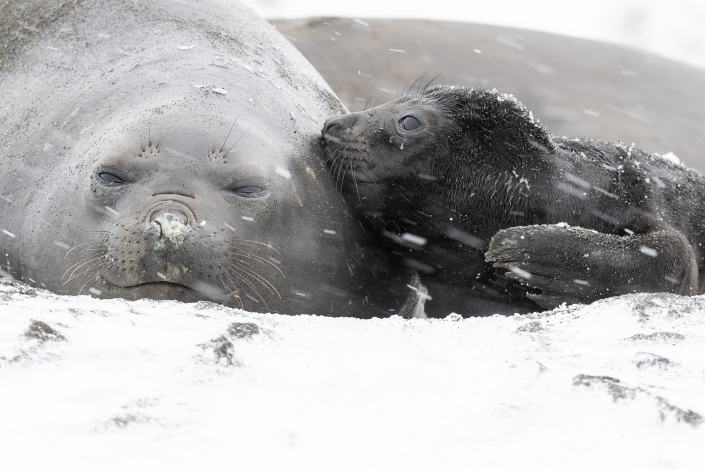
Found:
1,280 -> 704,469
245,0 -> 705,71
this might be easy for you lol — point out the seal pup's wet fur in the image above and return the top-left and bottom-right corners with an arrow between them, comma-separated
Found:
322,85 -> 702,315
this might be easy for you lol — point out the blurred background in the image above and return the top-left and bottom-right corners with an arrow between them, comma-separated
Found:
244,0 -> 705,70
243,0 -> 705,170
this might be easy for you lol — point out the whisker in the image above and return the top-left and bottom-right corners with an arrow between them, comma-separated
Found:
64,259 -> 106,284
421,70 -> 445,94
351,161 -> 361,203
64,241 -> 105,259
335,158 -> 345,190
323,147 -> 339,165
328,154 -> 338,175
414,72 -> 428,95
62,254 -> 107,280
220,115 -> 241,152
215,264 -> 245,309
156,132 -> 166,151
323,151 -> 336,166
358,122 -> 378,136
335,157 -> 346,190
76,260 -> 106,277
224,134 -> 244,157
228,251 -> 285,276
227,268 -> 267,307
406,74 -> 424,96
360,162 -> 377,185
326,154 -> 341,174
77,262 -> 109,294
401,79 -> 412,97
228,239 -> 281,254
367,98 -> 379,117
230,261 -> 281,299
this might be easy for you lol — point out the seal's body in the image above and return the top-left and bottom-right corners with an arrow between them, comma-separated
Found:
0,0 -> 384,317
322,86 -> 703,315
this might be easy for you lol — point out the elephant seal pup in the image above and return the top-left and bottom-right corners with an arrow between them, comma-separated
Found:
0,0 -> 387,317
321,85 -> 702,314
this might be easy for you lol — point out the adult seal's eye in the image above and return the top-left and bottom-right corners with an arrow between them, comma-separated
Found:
230,185 -> 268,198
98,172 -> 126,186
400,115 -> 422,131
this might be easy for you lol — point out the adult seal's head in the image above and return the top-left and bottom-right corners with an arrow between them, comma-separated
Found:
0,0 -> 377,316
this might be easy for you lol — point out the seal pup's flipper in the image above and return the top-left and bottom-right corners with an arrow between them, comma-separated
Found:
485,224 -> 698,308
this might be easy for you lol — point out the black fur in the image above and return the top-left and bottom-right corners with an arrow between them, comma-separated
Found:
321,86 -> 703,316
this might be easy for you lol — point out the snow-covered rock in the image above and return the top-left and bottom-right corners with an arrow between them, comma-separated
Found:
1,279 -> 704,469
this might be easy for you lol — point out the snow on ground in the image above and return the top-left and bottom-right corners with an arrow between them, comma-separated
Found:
244,0 -> 705,70
1,279 -> 704,469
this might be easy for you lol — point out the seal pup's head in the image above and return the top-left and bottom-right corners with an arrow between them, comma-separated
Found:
321,86 -> 555,241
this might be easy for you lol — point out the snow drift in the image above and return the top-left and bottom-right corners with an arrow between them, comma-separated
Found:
1,279 -> 704,469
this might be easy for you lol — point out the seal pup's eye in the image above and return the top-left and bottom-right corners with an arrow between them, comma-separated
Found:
98,172 -> 126,186
399,115 -> 422,132
229,185 -> 269,199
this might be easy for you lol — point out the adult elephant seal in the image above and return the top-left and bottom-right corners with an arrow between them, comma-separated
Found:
322,86 -> 702,315
0,0 -> 386,317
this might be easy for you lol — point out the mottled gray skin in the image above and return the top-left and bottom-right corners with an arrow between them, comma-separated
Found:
0,0 -> 380,316
322,86 -> 703,315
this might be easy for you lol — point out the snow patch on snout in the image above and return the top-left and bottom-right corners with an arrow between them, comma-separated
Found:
152,213 -> 192,249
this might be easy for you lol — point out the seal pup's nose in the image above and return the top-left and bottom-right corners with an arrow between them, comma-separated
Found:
322,114 -> 354,137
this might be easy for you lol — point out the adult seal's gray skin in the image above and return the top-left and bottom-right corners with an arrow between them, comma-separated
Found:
321,85 -> 702,316
0,0 -> 381,317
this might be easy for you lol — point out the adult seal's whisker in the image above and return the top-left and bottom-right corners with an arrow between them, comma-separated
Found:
62,254 -> 108,281
64,240 -> 106,259
220,115 -> 240,153
228,239 -> 281,255
228,251 -> 284,276
227,268 -> 268,307
231,261 -> 281,299
215,273 -> 244,310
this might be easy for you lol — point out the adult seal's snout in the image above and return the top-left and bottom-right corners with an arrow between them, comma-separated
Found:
144,203 -> 196,248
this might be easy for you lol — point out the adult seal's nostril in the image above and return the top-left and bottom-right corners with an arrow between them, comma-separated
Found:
152,211 -> 188,229
144,201 -> 197,228
146,211 -> 193,248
